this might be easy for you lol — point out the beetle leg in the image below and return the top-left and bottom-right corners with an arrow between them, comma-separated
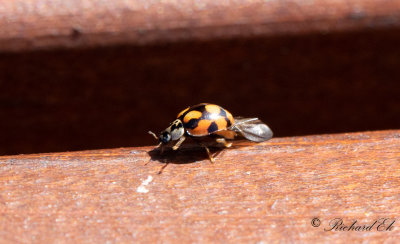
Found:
216,138 -> 232,148
192,139 -> 216,163
202,145 -> 215,163
204,146 -> 215,163
158,162 -> 170,174
172,136 -> 186,150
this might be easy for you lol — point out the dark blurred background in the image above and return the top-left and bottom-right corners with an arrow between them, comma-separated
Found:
0,27 -> 399,156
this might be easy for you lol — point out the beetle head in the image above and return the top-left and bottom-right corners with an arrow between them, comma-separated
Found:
149,119 -> 184,145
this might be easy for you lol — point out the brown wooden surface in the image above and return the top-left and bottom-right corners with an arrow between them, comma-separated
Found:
0,130 -> 399,242
1,0 -> 400,52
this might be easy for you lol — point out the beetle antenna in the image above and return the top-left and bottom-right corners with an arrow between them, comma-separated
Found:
148,131 -> 158,140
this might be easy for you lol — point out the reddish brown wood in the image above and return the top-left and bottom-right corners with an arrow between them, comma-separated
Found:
0,130 -> 399,242
1,0 -> 400,52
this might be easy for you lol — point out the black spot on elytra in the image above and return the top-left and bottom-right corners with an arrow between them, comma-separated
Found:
225,117 -> 232,127
219,108 -> 227,117
185,118 -> 199,129
208,121 -> 218,133
180,104 -> 207,119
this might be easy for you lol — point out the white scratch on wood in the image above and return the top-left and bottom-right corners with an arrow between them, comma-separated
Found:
136,176 -> 153,193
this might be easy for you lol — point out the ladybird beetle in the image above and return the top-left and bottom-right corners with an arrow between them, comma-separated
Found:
149,103 -> 273,162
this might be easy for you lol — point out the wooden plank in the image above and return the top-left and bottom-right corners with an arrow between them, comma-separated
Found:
0,130 -> 399,242
1,0 -> 400,52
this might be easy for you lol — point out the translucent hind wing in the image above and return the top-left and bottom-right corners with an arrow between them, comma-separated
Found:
231,117 -> 273,142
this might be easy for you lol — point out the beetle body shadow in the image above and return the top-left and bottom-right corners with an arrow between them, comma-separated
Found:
147,136 -> 241,174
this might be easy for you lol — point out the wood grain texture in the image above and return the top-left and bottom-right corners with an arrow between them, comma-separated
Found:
0,130 -> 399,242
1,0 -> 400,52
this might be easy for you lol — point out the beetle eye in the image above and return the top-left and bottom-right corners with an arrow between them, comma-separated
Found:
160,132 -> 171,144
